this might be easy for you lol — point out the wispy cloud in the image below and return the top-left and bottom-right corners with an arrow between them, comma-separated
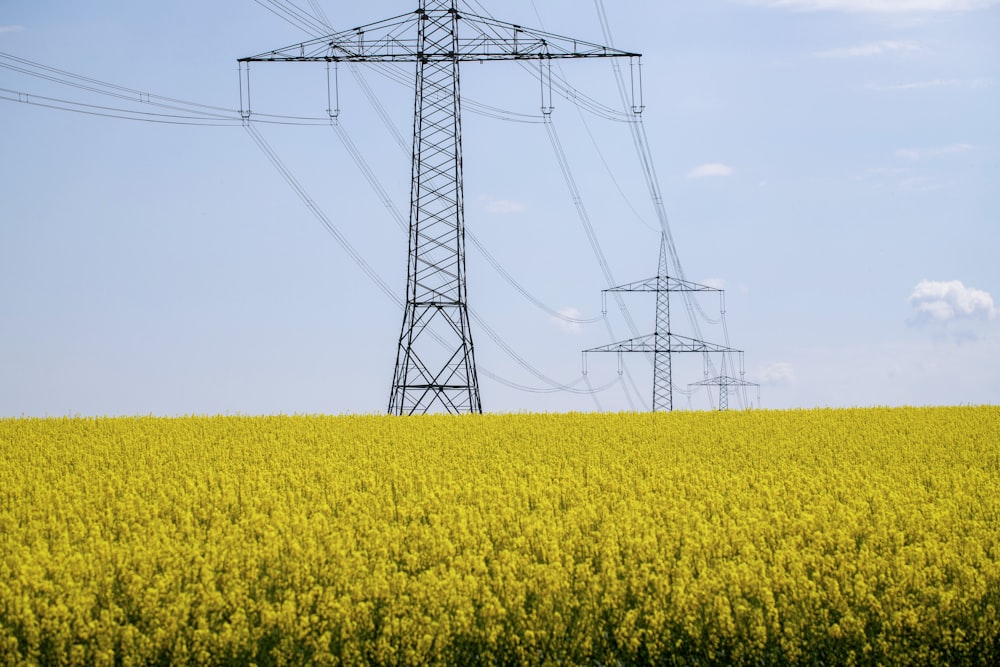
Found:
865,78 -> 991,91
0,25 -> 26,34
908,279 -> 997,323
742,0 -> 1000,11
552,307 -> 584,335
759,362 -> 796,384
686,163 -> 734,179
895,143 -> 974,160
813,40 -> 920,58
478,195 -> 526,215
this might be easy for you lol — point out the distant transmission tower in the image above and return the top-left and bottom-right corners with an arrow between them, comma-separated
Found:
583,233 -> 739,411
689,351 -> 759,411
240,0 -> 639,414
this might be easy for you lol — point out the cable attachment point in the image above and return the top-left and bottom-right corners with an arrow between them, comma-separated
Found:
540,58 -> 554,116
238,61 -> 252,122
326,59 -> 341,122
629,57 -> 645,115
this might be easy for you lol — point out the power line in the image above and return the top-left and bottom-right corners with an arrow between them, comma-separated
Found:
329,72 -> 603,327
593,0 -> 754,409
252,119 -> 613,397
5,5 -> 700,410
0,52 -> 337,125
3,49 -> 617,398
245,122 -> 401,304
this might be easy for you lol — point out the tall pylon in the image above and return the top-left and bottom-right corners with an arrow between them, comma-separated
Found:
583,233 -> 738,411
240,1 -> 640,414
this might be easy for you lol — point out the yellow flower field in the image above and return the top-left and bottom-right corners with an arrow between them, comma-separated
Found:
1,407 -> 998,665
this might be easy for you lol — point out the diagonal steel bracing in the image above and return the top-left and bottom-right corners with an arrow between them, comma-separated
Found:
241,1 -> 639,414
584,233 -> 736,412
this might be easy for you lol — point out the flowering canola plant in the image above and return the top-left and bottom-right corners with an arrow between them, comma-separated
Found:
1,407 -> 998,665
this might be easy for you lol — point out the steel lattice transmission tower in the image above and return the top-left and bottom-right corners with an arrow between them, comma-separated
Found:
583,233 -> 738,411
241,1 -> 639,414
689,353 -> 759,411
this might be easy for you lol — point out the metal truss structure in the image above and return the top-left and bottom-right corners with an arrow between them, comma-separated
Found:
241,0 -> 639,414
690,374 -> 758,412
583,233 -> 739,412
689,349 -> 759,411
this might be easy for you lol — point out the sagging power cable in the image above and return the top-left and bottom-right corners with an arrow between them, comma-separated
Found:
593,0 -> 749,408
249,119 -> 610,396
0,52 -> 336,126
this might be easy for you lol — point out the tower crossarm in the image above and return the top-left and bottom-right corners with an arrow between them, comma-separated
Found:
242,0 -> 641,415
691,375 -> 759,388
689,374 -> 760,412
604,276 -> 722,294
584,333 -> 738,355
239,9 -> 639,63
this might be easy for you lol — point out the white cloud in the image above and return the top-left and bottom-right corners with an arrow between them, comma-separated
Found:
552,307 -> 586,335
478,195 -> 526,215
742,0 -> 1000,11
759,362 -> 796,384
813,40 -> 920,58
908,280 -> 998,323
0,25 -> 26,34
895,143 -> 974,160
686,163 -> 734,179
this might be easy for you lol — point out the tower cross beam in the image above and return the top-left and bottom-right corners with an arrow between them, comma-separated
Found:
239,10 -> 640,64
584,333 -> 739,356
242,0 -> 639,415
604,276 -> 722,294
583,233 -> 736,412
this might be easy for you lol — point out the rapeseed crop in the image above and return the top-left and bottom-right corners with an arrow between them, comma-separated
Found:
1,407 -> 998,665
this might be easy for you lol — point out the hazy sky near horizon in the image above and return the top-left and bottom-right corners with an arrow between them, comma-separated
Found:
2,0 -> 998,416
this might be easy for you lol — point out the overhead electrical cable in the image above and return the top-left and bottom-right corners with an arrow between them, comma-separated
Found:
248,118 -> 610,396
331,122 -> 604,327
0,52 -> 339,125
0,0 -> 612,399
462,0 -> 632,122
328,121 -> 608,388
0,52 -> 234,116
245,122 -> 401,304
346,64 -> 411,155
572,101 -> 660,234
456,0 -> 648,408
306,0 -> 333,28
593,0 -> 750,409
1,87 -> 240,126
544,116 -> 648,409
299,36 -> 622,395
258,0 -> 547,125
253,0 -> 329,37
331,73 -> 602,327
3,5 -> 655,405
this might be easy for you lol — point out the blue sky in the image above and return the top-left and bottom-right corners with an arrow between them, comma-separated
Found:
2,0 -> 997,416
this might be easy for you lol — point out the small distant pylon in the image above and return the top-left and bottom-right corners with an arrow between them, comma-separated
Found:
689,355 -> 759,411
583,233 -> 739,411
